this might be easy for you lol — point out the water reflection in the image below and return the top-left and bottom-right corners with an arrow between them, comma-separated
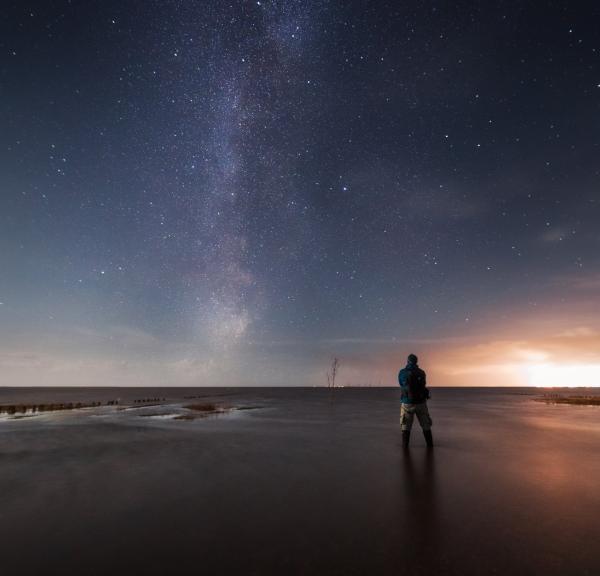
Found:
400,449 -> 440,551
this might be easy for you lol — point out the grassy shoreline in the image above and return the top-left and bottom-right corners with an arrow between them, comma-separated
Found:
537,395 -> 600,406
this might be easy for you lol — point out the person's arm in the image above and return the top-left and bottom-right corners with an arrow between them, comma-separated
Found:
399,369 -> 407,393
423,370 -> 431,399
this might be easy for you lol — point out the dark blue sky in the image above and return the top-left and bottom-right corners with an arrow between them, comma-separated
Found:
2,1 -> 600,386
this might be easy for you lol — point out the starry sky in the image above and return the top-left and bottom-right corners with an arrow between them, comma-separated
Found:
2,1 -> 600,387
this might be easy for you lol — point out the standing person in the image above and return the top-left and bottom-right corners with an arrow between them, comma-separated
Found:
398,353 -> 433,448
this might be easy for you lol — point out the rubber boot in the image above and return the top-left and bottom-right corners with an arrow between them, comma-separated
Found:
402,430 -> 411,449
423,429 -> 434,448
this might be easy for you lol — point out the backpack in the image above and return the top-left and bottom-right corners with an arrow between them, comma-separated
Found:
405,368 -> 427,403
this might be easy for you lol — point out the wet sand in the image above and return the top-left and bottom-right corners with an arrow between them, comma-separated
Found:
0,387 -> 598,575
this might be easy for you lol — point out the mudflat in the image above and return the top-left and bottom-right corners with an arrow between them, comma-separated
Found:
1,387 -> 598,575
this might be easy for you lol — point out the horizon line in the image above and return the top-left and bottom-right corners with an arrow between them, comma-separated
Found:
1,385 -> 596,389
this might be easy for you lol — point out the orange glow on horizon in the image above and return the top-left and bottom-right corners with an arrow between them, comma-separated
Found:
526,363 -> 600,388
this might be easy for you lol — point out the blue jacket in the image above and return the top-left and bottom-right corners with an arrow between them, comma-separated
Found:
398,362 -> 429,404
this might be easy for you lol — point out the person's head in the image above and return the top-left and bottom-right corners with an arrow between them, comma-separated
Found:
407,353 -> 418,365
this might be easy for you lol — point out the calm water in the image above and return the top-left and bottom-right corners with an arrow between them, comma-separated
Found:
0,387 -> 598,575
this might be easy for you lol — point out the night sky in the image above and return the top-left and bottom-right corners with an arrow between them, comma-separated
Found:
2,1 -> 600,387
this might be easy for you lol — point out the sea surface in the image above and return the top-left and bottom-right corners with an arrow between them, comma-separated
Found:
0,387 -> 598,575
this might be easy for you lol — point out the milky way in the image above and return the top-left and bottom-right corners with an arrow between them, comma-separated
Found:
2,2 -> 600,386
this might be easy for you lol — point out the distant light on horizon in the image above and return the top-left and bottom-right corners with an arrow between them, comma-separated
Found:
527,363 -> 600,388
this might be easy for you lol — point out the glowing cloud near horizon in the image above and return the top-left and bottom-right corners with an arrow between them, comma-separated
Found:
526,363 -> 600,388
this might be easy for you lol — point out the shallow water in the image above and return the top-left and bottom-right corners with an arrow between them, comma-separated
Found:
0,387 -> 598,575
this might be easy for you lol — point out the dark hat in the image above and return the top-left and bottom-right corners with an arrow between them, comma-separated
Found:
407,353 -> 418,364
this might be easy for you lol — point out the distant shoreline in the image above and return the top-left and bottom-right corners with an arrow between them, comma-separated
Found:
1,385 -> 598,390
537,395 -> 600,406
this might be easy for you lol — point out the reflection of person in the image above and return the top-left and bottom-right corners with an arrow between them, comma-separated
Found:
398,353 -> 433,448
401,449 -> 439,554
